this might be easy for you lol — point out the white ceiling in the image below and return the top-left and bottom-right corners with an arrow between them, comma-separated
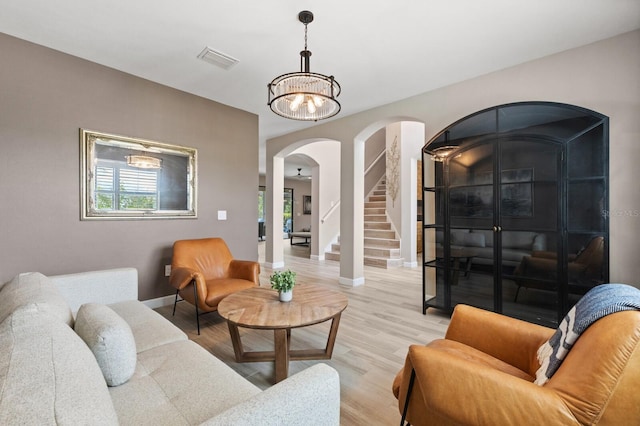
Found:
1,0 -> 639,174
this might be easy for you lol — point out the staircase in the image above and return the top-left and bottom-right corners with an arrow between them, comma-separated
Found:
325,178 -> 403,268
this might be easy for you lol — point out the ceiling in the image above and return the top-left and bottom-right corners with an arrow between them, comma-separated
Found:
1,0 -> 639,175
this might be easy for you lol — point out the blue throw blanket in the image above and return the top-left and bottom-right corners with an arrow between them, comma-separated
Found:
535,283 -> 640,385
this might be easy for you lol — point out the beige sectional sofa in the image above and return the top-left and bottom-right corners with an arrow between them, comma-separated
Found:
447,229 -> 547,267
0,268 -> 340,425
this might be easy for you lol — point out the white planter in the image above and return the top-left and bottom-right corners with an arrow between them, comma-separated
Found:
279,289 -> 293,302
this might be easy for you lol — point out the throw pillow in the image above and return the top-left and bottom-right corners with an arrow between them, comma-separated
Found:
0,272 -> 74,326
74,303 -> 137,387
463,233 -> 486,248
450,229 -> 470,246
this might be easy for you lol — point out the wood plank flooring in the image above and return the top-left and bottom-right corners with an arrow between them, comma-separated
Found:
154,241 -> 450,425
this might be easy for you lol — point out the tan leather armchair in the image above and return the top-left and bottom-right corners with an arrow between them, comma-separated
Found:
392,304 -> 640,425
513,236 -> 605,301
169,238 -> 259,334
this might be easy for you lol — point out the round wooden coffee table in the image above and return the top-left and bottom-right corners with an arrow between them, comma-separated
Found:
218,284 -> 348,383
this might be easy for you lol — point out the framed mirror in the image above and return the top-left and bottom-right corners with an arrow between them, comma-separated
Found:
80,129 -> 197,220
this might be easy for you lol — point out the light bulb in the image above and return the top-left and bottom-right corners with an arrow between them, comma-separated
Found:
312,95 -> 323,107
290,94 -> 304,112
307,97 -> 316,114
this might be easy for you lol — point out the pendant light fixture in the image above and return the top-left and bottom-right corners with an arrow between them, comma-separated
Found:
427,146 -> 458,162
427,131 -> 458,162
267,10 -> 341,121
125,154 -> 162,169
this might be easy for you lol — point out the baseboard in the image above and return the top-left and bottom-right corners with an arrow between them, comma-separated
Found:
310,254 -> 325,261
403,261 -> 418,268
265,261 -> 285,269
142,294 -> 175,309
339,276 -> 365,287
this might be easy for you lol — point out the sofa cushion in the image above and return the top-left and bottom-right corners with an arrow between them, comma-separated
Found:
450,229 -> 470,246
532,234 -> 547,251
0,305 -> 118,425
50,268 -> 138,315
463,232 -> 486,248
108,300 -> 187,353
75,303 -> 137,387
0,272 -> 73,326
109,340 -> 261,425
469,230 -> 493,248
502,231 -> 538,250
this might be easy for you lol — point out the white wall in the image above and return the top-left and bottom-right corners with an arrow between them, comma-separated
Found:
400,122 -> 424,266
364,129 -> 387,196
386,123 -> 403,232
386,122 -> 424,267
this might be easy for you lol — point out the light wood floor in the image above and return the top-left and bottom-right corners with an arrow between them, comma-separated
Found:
155,241 -> 450,425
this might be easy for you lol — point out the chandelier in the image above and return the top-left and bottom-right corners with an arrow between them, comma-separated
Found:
426,131 -> 458,162
126,155 -> 162,169
427,146 -> 458,162
268,11 -> 341,121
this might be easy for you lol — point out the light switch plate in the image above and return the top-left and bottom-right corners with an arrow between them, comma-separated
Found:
218,210 -> 227,220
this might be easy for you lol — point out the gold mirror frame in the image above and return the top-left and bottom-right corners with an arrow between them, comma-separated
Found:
80,129 -> 197,220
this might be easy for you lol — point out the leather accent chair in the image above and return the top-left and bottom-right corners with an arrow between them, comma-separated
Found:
392,304 -> 640,425
169,238 -> 259,334
513,236 -> 605,301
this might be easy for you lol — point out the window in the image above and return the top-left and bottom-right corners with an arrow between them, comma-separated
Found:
96,161 -> 159,210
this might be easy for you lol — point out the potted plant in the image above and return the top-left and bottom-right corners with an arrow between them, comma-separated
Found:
270,269 -> 296,302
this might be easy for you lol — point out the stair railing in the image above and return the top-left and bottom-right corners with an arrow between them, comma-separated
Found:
321,200 -> 340,224
320,147 -> 386,224
364,149 -> 386,175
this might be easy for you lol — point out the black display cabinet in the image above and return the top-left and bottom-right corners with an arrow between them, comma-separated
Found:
421,102 -> 609,327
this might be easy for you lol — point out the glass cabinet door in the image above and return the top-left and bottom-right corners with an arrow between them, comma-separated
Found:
499,139 -> 561,327
448,143 -> 495,312
566,122 -> 608,313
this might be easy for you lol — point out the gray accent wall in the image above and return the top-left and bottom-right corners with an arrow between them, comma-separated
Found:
0,33 -> 259,300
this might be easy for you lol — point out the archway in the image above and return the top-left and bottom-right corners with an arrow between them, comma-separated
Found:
340,117 -> 425,284
263,115 -> 425,286
265,138 -> 341,269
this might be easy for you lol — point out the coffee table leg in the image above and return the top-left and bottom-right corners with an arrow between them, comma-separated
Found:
227,322 -> 245,361
324,314 -> 342,357
274,328 -> 290,383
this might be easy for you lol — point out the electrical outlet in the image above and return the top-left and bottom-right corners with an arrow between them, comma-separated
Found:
164,265 -> 171,277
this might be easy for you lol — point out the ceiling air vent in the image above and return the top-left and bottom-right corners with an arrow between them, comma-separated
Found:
197,46 -> 239,70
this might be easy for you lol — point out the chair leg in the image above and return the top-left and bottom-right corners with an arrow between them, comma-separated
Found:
400,368 -> 416,426
172,289 -> 179,316
514,285 -> 522,302
193,282 -> 200,335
